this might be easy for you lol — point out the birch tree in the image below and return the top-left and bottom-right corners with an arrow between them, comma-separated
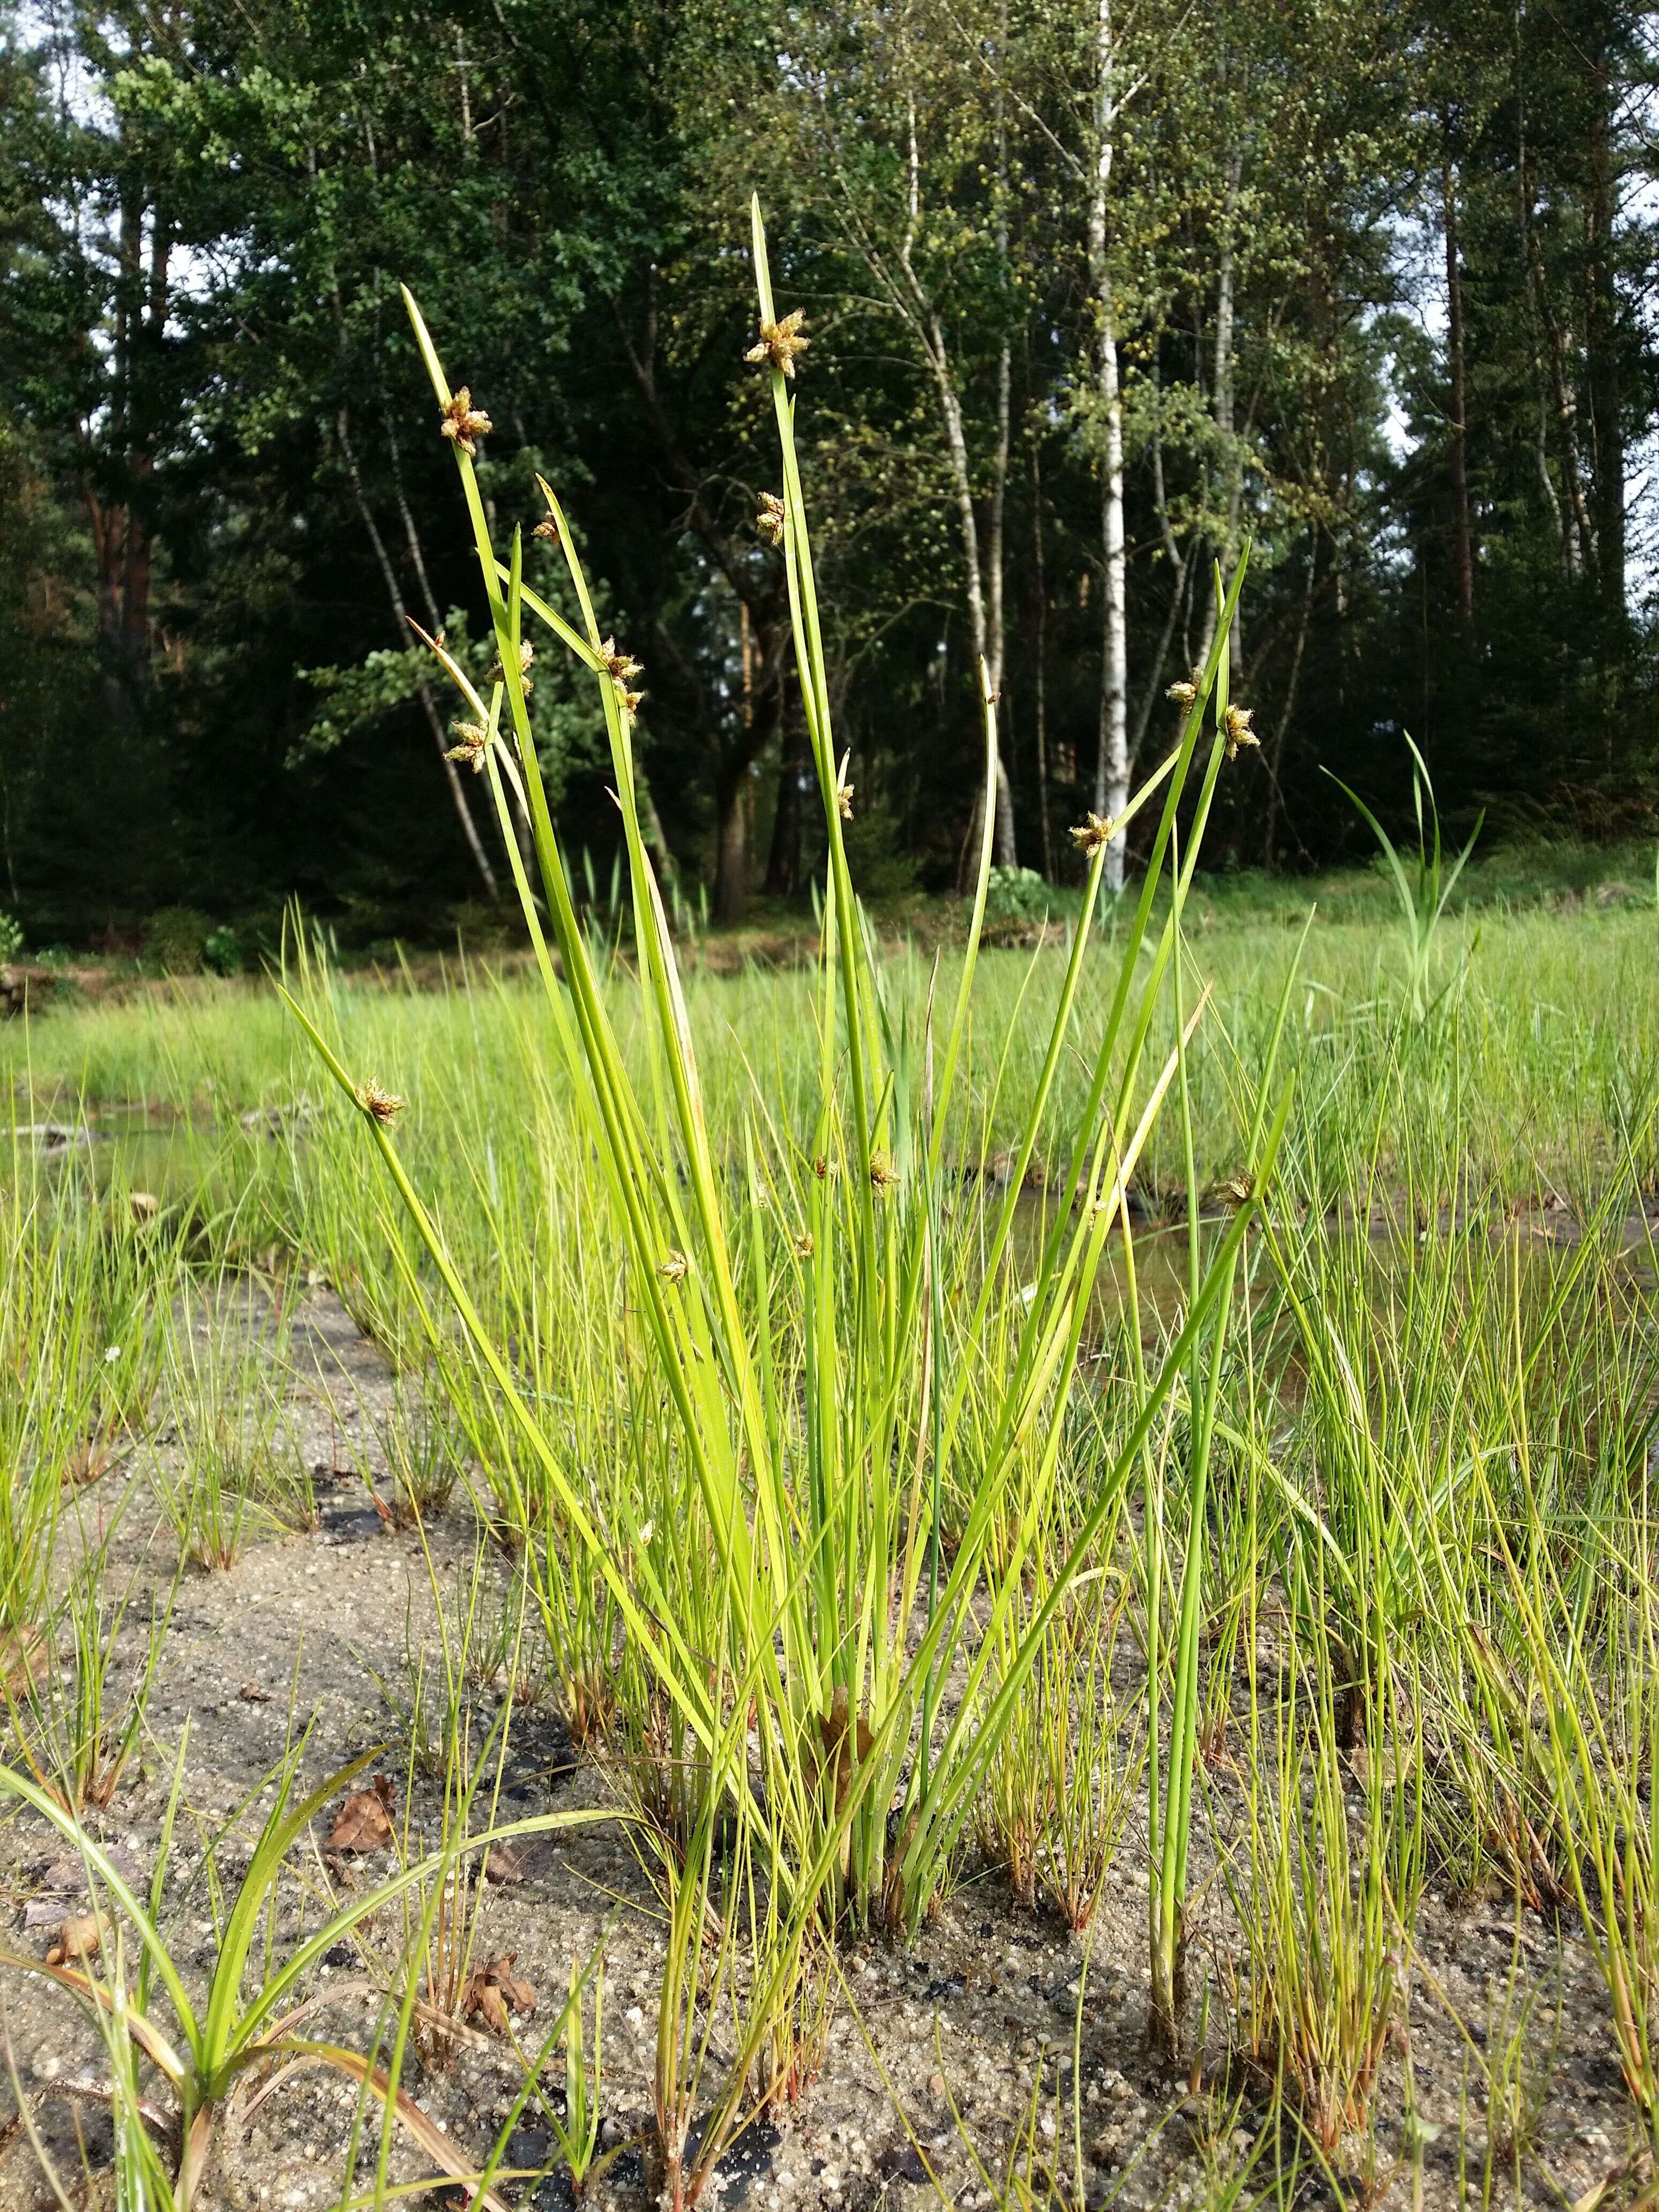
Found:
769,0 -> 1023,864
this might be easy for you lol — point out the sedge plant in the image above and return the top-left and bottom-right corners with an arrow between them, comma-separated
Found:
1326,730 -> 1481,1026
1142,842 -> 1304,2050
282,201 -> 1290,1961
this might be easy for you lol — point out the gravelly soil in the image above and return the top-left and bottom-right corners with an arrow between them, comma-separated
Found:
0,1284 -> 1640,2212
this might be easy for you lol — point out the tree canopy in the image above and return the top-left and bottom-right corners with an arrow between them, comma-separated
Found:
3,0 -> 1656,940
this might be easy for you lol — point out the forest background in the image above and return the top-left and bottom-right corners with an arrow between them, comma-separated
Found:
1,0 -> 1655,946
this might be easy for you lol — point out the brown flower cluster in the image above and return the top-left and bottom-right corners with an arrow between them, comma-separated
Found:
746,310 -> 809,378
1223,703 -> 1258,760
487,639 -> 534,694
1070,812 -> 1113,858
355,1081 -> 404,1125
598,636 -> 645,722
444,720 -> 488,774
439,387 -> 491,457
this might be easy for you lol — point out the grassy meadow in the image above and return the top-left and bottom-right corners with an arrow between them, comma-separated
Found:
4,854 -> 1659,2208
4,255 -> 1659,2209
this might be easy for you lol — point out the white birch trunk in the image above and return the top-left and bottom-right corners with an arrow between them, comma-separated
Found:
1214,146 -> 1242,675
1088,0 -> 1130,892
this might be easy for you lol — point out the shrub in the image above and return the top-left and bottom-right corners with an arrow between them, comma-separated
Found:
445,898 -> 516,951
202,925 -> 243,977
983,865 -> 1052,929
842,798 -> 921,899
146,906 -> 211,974
0,911 -> 23,967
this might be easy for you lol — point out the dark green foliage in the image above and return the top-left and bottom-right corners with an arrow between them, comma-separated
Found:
146,907 -> 211,975
842,798 -> 923,900
201,926 -> 242,977
982,867 -> 1054,931
0,0 -> 1655,940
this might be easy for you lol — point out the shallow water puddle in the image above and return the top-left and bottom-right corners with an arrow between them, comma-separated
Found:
7,1098 -> 303,1204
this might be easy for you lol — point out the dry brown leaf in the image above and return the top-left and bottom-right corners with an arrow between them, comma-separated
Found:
327,1774 -> 394,1853
64,1432 -> 118,1488
461,1953 -> 536,2036
0,1625 -> 48,1694
482,1847 -> 523,1886
46,1912 -> 107,1967
238,1682 -> 271,1703
809,1685 -> 876,1814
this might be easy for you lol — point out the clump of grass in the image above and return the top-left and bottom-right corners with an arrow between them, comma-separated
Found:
1035,1566 -> 1142,1933
977,1508 -> 1142,1931
26,1542 -> 171,1812
639,1691 -> 828,2211
18,172 -> 1659,2202
0,1159 -> 168,1633
1229,1617 -> 1423,2155
284,204 -> 1284,1991
372,1371 -> 469,1521
1490,1466 -> 1659,2141
152,1286 -> 309,1568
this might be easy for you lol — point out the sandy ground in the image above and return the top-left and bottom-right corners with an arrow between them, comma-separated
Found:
0,1284 -> 1640,2212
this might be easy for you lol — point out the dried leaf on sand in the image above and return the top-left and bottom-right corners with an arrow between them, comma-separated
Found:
327,1774 -> 394,1853
0,1625 -> 48,1694
461,1954 -> 536,2036
46,1912 -> 108,1966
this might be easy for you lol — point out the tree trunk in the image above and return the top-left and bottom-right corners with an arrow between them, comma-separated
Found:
1087,0 -> 1130,892
1211,145 -> 1244,678
930,335 -> 1015,875
119,467 -> 153,681
715,604 -> 756,924
1587,41 -> 1625,632
714,767 -> 748,924
766,688 -> 808,894
890,87 -> 1014,875
1030,439 -> 1053,880
989,333 -> 1016,869
334,402 -> 500,901
1519,116 -> 1591,577
121,195 -> 170,681
1262,544 -> 1316,869
985,32 -> 1015,866
1443,132 -> 1474,627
